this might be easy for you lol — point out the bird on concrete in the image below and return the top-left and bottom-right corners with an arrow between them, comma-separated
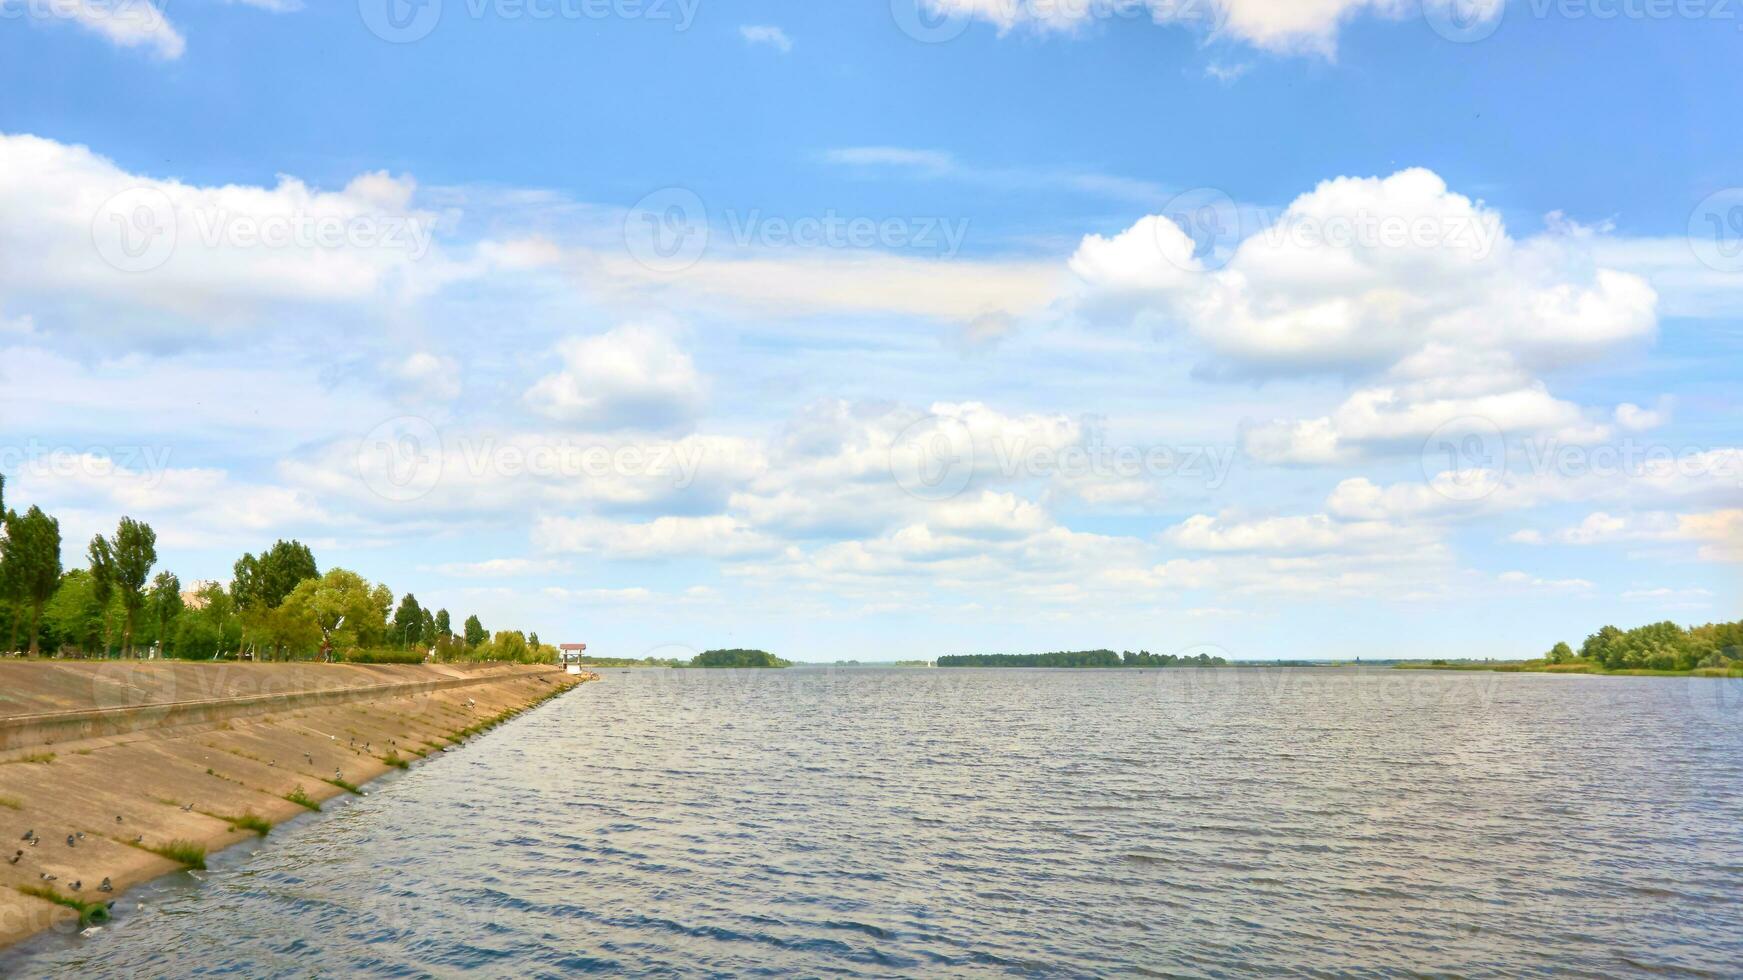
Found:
99,878 -> 113,893
69,881 -> 82,892
75,832 -> 85,840
133,835 -> 144,845
39,873 -> 55,881
66,835 -> 76,848
21,829 -> 34,841
180,803 -> 194,812
7,850 -> 20,865
116,815 -> 124,824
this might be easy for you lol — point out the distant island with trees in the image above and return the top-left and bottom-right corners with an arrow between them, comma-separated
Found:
1399,618 -> 1743,676
687,649 -> 790,668
938,649 -> 1229,668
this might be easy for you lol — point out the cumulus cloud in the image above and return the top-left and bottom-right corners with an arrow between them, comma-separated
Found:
917,0 -> 1503,55
1072,169 -> 1658,464
525,325 -> 705,432
0,132 -> 454,336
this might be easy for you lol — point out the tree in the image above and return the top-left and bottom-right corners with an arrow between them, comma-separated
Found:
233,540 -> 318,610
234,540 -> 318,658
87,535 -> 116,656
528,631 -> 540,651
1546,641 -> 1574,665
109,518 -> 157,657
392,593 -> 424,648
148,571 -> 183,658
1,506 -> 62,656
420,607 -> 436,649
463,614 -> 486,648
279,569 -> 390,660
43,570 -> 104,654
435,608 -> 451,639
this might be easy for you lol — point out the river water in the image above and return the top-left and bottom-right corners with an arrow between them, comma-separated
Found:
7,667 -> 1743,977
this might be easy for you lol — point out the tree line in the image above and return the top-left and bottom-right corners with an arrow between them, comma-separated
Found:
0,473 -> 555,664
937,650 -> 1230,668
1544,619 -> 1743,672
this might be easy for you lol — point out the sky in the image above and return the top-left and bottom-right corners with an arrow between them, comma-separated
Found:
1,0 -> 1740,662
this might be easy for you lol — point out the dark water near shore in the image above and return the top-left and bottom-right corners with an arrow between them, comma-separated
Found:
9,667 -> 1743,977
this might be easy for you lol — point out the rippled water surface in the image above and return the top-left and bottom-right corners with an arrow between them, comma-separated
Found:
9,667 -> 1743,977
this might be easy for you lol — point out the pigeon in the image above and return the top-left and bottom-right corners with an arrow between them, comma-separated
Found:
39,873 -> 55,881
133,835 -> 144,845
69,881 -> 82,892
180,803 -> 194,812
7,850 -> 19,865
27,837 -> 37,847
66,835 -> 76,848
99,878 -> 113,893
21,830 -> 34,841
76,832 -> 85,840
116,815 -> 124,824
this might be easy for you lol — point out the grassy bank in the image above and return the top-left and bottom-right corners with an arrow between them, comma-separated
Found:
1395,658 -> 1743,677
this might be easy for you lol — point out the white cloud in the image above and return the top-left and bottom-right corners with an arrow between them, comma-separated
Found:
391,351 -> 462,403
0,133 -> 454,336
918,0 -> 1504,55
429,558 -> 570,578
538,514 -> 780,559
1072,169 -> 1657,465
739,24 -> 793,52
1497,570 -> 1595,594
1165,511 -> 1439,555
525,324 -> 704,432
1615,400 -> 1670,432
24,0 -> 186,59
1512,509 -> 1743,562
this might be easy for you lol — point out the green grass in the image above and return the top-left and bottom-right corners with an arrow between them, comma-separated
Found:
285,786 -> 321,812
382,752 -> 410,770
146,839 -> 208,870
1,752 -> 56,766
325,776 -> 362,795
226,812 -> 272,836
16,885 -> 112,928
0,795 -> 21,810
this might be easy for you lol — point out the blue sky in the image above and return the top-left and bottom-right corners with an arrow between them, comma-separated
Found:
1,0 -> 1739,660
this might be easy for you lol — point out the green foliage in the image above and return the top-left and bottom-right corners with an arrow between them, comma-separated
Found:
110,516 -> 158,654
148,839 -> 208,869
148,570 -> 183,657
233,540 -> 318,610
392,592 -> 424,647
689,648 -> 791,668
285,786 -> 321,811
1,506 -> 62,655
435,608 -> 451,639
279,568 -> 392,659
463,614 -> 486,648
226,812 -> 272,836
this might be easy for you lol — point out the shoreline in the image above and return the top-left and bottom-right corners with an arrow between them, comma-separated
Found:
0,662 -> 595,952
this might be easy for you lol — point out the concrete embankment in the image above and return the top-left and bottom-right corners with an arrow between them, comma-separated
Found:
0,661 -> 590,950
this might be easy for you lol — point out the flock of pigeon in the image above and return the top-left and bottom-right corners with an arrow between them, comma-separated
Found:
12,825 -> 121,917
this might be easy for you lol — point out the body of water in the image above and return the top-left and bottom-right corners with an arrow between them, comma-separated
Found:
8,667 -> 1743,976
